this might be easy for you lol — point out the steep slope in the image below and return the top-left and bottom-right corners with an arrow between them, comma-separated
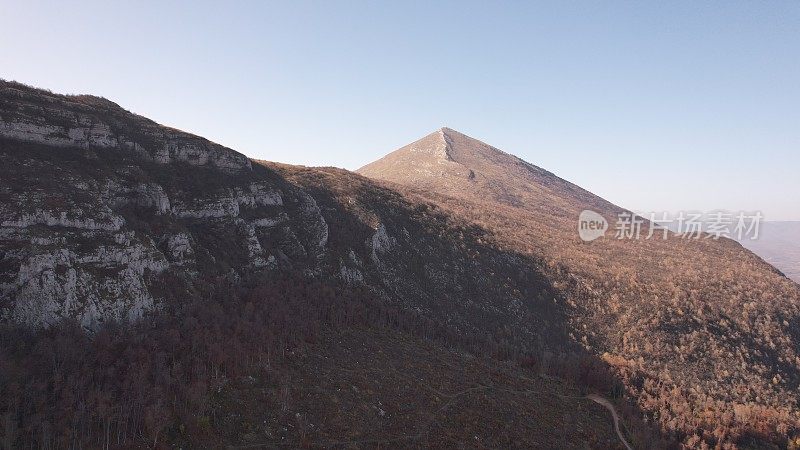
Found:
0,81 -> 642,448
359,128 -> 800,446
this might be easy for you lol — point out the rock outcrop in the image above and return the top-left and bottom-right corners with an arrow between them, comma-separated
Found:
0,82 -> 251,173
0,82 -> 325,328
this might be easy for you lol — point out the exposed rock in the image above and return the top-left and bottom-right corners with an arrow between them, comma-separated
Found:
370,223 -> 395,264
296,192 -> 329,253
1,208 -> 124,231
171,194 -> 240,219
236,219 -> 271,268
3,233 -> 167,329
251,214 -> 288,228
236,182 -> 284,207
0,82 -> 252,173
161,232 -> 195,264
102,180 -> 171,214
339,265 -> 364,284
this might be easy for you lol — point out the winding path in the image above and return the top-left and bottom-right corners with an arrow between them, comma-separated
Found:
587,394 -> 633,450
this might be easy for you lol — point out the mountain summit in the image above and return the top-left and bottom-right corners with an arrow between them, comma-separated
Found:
358,128 -> 616,217
357,127 -> 504,181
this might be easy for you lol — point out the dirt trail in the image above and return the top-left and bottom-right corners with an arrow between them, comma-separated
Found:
587,394 -> 633,450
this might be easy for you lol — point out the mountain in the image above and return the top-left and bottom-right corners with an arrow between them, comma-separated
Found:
0,84 -> 576,355
0,81 -> 638,448
360,127 -> 800,447
359,127 -> 619,217
738,221 -> 800,284
1,81 -> 799,448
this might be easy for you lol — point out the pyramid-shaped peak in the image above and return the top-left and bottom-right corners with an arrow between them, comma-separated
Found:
438,128 -> 515,162
357,127 -> 524,186
438,126 -> 482,143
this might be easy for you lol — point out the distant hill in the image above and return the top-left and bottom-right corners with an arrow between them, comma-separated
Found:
739,221 -> 800,284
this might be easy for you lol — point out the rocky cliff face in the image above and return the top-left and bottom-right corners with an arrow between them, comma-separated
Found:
0,140 -> 327,328
0,82 -> 328,328
0,84 -> 251,172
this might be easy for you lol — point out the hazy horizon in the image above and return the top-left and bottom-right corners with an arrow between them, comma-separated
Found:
2,1 -> 798,220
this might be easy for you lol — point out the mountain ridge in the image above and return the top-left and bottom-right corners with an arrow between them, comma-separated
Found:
0,80 -> 252,173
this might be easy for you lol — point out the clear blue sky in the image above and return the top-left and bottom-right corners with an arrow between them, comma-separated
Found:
2,1 -> 798,220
